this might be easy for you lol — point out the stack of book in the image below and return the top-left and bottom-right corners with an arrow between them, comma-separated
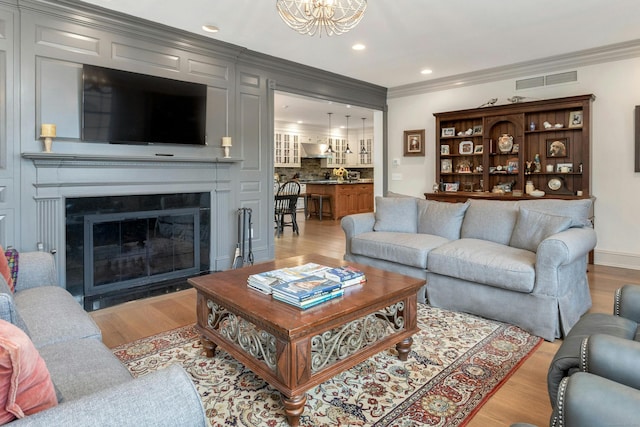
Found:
247,263 -> 331,295
324,265 -> 366,287
271,275 -> 343,309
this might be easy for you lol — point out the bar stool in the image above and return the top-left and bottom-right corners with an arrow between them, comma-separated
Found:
308,194 -> 332,221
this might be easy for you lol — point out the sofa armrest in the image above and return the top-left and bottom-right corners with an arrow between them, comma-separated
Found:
581,334 -> 640,390
14,252 -> 58,291
552,373 -> 640,427
341,213 -> 375,256
536,227 -> 597,268
615,284 -> 640,323
12,364 -> 206,426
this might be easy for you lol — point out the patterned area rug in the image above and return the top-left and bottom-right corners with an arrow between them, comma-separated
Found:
113,304 -> 541,426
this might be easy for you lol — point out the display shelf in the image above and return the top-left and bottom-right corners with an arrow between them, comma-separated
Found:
433,94 -> 594,198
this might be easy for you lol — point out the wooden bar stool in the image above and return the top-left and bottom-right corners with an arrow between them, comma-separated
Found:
308,194 -> 332,221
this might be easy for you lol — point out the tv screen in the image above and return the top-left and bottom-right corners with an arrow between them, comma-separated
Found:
82,65 -> 207,145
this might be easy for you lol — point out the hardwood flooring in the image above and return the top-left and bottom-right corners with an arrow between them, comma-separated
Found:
90,215 -> 640,426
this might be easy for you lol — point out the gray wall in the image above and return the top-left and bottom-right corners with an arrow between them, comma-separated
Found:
0,0 -> 386,278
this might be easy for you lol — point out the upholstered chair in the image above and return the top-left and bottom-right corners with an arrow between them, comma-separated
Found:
547,284 -> 640,407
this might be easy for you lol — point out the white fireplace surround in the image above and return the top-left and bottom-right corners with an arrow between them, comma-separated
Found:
22,152 -> 236,291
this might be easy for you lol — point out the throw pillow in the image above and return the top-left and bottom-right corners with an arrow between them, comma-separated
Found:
0,319 -> 57,424
509,208 -> 573,253
417,200 -> 470,240
0,247 -> 13,293
373,196 -> 418,233
3,249 -> 18,290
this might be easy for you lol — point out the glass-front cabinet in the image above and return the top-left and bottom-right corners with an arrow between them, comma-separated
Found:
274,132 -> 301,167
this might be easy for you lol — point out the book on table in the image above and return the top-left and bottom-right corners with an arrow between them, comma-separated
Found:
323,266 -> 366,287
247,262 -> 331,295
272,288 -> 344,309
271,275 -> 342,301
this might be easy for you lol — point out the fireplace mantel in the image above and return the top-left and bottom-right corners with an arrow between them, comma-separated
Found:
22,152 -> 241,166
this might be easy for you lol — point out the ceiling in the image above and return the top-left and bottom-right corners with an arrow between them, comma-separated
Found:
78,0 -> 640,126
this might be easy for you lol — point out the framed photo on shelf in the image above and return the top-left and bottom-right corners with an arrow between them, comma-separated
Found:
569,111 -> 583,128
404,129 -> 425,157
441,145 -> 450,155
441,158 -> 453,173
459,140 -> 474,155
444,182 -> 459,192
473,125 -> 483,135
512,143 -> 519,154
546,138 -> 569,158
473,145 -> 484,154
441,127 -> 456,137
556,162 -> 574,173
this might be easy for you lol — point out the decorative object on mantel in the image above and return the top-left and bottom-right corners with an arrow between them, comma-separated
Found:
276,0 -> 367,37
478,98 -> 497,108
40,124 -> 56,153
221,136 -> 232,158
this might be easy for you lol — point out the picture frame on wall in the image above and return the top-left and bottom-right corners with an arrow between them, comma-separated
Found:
404,129 -> 425,156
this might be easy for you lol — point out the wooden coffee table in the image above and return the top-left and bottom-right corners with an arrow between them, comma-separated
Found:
189,254 -> 425,426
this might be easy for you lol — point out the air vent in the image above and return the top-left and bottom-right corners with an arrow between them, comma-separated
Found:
516,76 -> 544,90
516,71 -> 578,90
545,71 -> 578,85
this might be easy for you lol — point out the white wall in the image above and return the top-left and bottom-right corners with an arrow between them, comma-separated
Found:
387,57 -> 640,269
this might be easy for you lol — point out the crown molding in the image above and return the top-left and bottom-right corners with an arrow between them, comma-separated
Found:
388,38 -> 640,99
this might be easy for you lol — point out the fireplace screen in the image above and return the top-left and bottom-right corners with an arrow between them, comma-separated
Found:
84,208 -> 200,297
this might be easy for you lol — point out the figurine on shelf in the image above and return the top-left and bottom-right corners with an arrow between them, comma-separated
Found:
534,154 -> 541,173
525,160 -> 534,175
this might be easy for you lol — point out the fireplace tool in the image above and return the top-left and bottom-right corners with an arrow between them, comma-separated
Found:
232,207 -> 254,269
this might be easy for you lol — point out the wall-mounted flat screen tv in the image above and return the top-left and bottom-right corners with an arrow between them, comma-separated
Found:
82,64 -> 207,145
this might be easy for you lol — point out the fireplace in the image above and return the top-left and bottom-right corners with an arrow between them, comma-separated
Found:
66,193 -> 210,310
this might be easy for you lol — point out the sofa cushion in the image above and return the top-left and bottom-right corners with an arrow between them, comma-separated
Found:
351,231 -> 449,269
460,199 -> 520,245
518,198 -> 592,227
373,197 -> 418,233
0,319 -> 57,423
428,238 -> 536,293
37,339 -> 132,402
510,208 -> 573,252
417,200 -> 469,240
14,286 -> 102,348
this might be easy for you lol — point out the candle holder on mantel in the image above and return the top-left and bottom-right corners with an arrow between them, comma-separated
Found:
221,137 -> 232,158
40,124 -> 56,153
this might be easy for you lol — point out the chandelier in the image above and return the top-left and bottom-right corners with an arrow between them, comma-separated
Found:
276,0 -> 367,37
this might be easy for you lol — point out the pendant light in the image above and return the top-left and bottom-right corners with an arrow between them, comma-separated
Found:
325,112 -> 333,153
344,115 -> 352,154
360,117 -> 368,154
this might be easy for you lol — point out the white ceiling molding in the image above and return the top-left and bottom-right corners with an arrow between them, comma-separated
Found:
388,38 -> 640,99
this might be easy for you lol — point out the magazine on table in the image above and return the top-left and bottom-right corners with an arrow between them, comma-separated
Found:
272,288 -> 344,309
247,263 -> 331,294
271,275 -> 342,301
323,266 -> 366,286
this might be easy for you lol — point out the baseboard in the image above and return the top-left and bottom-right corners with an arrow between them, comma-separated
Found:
594,249 -> 640,271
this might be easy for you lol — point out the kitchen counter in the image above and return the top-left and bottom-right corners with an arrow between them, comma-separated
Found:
305,182 -> 373,220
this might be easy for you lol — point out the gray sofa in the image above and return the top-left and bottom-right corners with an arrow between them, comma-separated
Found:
341,196 -> 597,341
0,251 -> 206,426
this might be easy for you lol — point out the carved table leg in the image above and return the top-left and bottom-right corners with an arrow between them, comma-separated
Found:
396,336 -> 413,361
201,335 -> 217,358
282,394 -> 306,427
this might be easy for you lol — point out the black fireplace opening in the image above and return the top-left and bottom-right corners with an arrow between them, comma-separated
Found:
65,193 -> 211,310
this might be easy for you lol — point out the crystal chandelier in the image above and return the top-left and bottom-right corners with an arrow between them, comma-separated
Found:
276,0 -> 367,37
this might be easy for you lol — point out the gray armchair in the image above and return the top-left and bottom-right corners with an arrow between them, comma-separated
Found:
512,334 -> 640,427
547,284 -> 640,406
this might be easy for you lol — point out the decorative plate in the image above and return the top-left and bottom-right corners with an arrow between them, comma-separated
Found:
548,178 -> 562,191
498,134 -> 513,153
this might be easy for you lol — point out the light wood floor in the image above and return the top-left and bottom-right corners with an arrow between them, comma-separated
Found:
90,216 -> 639,427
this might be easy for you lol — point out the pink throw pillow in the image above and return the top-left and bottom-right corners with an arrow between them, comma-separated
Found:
0,246 -> 13,293
0,319 -> 57,424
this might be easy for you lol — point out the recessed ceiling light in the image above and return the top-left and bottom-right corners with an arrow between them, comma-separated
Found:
202,25 -> 219,33
352,43 -> 366,51
297,120 -> 303,124
420,69 -> 433,75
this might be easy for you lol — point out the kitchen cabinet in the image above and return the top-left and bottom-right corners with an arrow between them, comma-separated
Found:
305,182 -> 373,220
274,132 -> 301,167
322,132 -> 373,168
